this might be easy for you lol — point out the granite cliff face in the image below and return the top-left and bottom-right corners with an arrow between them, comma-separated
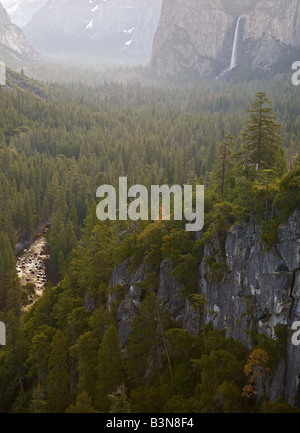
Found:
199,211 -> 300,404
151,0 -> 300,77
111,212 -> 300,405
0,2 -> 39,61
24,0 -> 162,62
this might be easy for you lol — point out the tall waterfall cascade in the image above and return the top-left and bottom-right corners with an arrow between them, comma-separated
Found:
220,16 -> 242,77
230,16 -> 241,69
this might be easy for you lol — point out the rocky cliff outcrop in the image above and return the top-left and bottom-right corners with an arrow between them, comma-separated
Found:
0,2 -> 40,61
109,258 -> 146,348
111,212 -> 300,404
200,211 -> 300,403
151,0 -> 300,78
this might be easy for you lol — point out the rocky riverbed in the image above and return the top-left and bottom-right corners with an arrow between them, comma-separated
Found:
16,236 -> 50,303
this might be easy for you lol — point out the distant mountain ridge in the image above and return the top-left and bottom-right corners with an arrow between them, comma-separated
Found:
151,0 -> 300,78
0,0 -> 47,28
0,1 -> 40,62
23,0 -> 162,62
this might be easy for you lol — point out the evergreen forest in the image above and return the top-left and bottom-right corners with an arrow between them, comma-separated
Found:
0,67 -> 300,413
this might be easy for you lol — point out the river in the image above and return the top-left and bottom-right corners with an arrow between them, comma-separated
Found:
16,236 -> 50,305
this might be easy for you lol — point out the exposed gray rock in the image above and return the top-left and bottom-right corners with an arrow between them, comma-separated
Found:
112,212 -> 300,403
110,259 -> 146,347
24,0 -> 162,62
277,215 -> 300,272
284,339 -> 300,405
157,260 -> 199,334
84,290 -> 96,312
117,285 -> 142,322
151,0 -> 231,78
0,2 -> 40,61
157,260 -> 185,323
118,318 -> 132,350
151,0 -> 300,78
109,258 -> 131,288
197,212 -> 300,404
1,0 -> 47,28
269,359 -> 287,402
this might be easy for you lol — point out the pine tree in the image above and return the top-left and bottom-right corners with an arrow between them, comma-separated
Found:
65,391 -> 97,413
126,293 -> 173,387
242,92 -> 282,172
0,232 -> 18,309
211,133 -> 236,195
46,331 -> 70,413
95,326 -> 125,411
70,331 -> 98,402
30,384 -> 48,413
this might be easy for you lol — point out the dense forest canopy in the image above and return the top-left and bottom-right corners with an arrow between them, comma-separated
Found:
0,66 -> 299,413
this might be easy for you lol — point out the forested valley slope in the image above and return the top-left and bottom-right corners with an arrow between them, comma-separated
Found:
0,68 -> 299,413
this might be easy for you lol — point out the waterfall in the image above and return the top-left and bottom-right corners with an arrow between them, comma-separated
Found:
219,16 -> 241,77
230,16 -> 241,70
